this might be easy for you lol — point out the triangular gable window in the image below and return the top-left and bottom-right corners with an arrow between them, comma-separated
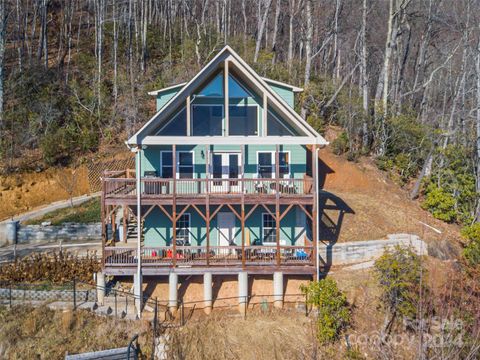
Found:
229,75 -> 251,98
267,110 -> 300,136
195,73 -> 223,97
156,108 -> 187,136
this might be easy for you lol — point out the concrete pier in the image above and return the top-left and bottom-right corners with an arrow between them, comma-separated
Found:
169,273 -> 179,314
238,272 -> 248,316
96,271 -> 105,305
273,272 -> 284,309
203,272 -> 213,314
133,272 -> 143,316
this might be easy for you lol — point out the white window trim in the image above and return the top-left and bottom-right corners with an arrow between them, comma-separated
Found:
256,150 -> 291,178
191,104 -> 225,136
160,150 -> 195,179
210,151 -> 242,179
267,109 -> 296,136
228,103 -> 259,137
176,212 -> 191,244
262,212 -> 276,245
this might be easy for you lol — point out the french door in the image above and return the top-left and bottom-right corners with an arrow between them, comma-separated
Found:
211,152 -> 241,193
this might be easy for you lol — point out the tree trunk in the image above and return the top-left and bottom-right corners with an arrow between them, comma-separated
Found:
271,0 -> 281,64
0,0 -> 5,130
476,33 -> 480,222
360,0 -> 369,150
301,0 -> 313,119
254,0 -> 273,63
287,0 -> 295,73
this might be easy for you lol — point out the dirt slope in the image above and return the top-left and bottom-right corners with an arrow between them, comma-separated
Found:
318,147 -> 462,256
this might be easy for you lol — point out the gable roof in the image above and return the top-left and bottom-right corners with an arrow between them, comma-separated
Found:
128,45 -> 327,146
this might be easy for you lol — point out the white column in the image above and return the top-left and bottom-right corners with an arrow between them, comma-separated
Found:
133,272 -> 143,316
273,272 -> 284,309
169,272 -> 178,313
238,272 -> 248,316
96,271 -> 105,305
204,272 -> 213,314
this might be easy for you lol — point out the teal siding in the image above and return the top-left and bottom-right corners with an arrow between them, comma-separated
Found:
268,83 -> 295,108
156,87 -> 182,111
143,204 -> 307,247
140,144 -> 306,179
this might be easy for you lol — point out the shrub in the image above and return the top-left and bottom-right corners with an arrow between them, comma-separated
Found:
461,223 -> 480,267
301,278 -> 350,344
374,246 -> 424,327
331,132 -> 349,155
0,251 -> 100,284
421,184 -> 457,222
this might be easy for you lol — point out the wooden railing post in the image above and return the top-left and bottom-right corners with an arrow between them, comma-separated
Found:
172,145 -> 177,268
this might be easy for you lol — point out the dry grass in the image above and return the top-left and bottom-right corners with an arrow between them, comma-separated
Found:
0,305 -> 152,359
166,310 -> 335,360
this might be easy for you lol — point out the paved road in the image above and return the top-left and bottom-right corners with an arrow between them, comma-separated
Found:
0,239 -> 102,263
0,192 -> 101,224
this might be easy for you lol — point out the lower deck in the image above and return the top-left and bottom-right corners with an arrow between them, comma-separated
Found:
104,245 -> 316,275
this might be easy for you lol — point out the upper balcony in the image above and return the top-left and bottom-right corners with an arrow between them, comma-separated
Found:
102,170 -> 314,205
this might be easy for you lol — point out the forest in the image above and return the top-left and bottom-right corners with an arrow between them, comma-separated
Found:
0,0 -> 478,241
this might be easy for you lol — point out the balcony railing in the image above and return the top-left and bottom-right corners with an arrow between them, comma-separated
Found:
103,176 -> 313,198
104,245 -> 314,267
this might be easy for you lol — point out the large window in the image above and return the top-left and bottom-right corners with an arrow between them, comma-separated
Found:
161,151 -> 194,178
229,105 -> 258,135
176,213 -> 190,245
257,151 -> 290,178
262,213 -> 276,244
156,108 -> 187,136
192,105 -> 223,136
267,110 -> 297,136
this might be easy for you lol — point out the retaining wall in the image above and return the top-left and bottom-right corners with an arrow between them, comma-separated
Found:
0,222 -> 102,246
0,288 -> 96,302
318,234 -> 427,266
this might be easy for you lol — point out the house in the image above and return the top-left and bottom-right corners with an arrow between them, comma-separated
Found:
100,45 -> 328,314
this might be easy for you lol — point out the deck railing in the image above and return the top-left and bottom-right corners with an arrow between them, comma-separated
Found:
103,176 -> 313,198
104,245 -> 313,267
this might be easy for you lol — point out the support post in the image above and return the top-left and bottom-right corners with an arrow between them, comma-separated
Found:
169,272 -> 179,314
203,272 -> 213,314
172,144 -> 177,267
96,271 -> 105,305
238,272 -> 248,316
224,60 -> 229,136
101,178 -> 106,267
275,145 -> 281,267
205,145 -> 210,266
133,272 -> 143,317
312,144 -> 318,281
122,205 -> 127,243
273,272 -> 284,309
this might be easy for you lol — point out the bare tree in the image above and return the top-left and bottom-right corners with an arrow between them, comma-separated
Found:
254,0 -> 273,63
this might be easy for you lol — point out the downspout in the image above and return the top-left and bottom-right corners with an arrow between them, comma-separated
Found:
135,145 -> 142,318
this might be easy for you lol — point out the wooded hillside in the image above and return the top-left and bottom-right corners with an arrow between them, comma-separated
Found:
0,0 -> 478,227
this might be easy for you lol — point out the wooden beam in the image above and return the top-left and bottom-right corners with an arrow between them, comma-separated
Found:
260,203 -> 276,220
157,204 -> 173,222
191,204 -> 207,221
279,203 -> 295,221
263,93 -> 267,136
312,144 -> 318,280
122,205 -> 127,243
226,204 -> 241,220
206,196 -> 210,266
175,204 -> 191,221
241,204 -> 246,270
297,203 -> 313,221
224,60 -> 229,136
172,144 -> 177,268
141,205 -> 156,221
186,95 -> 191,136
275,144 -> 280,267
209,204 -> 226,221
245,204 -> 259,220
